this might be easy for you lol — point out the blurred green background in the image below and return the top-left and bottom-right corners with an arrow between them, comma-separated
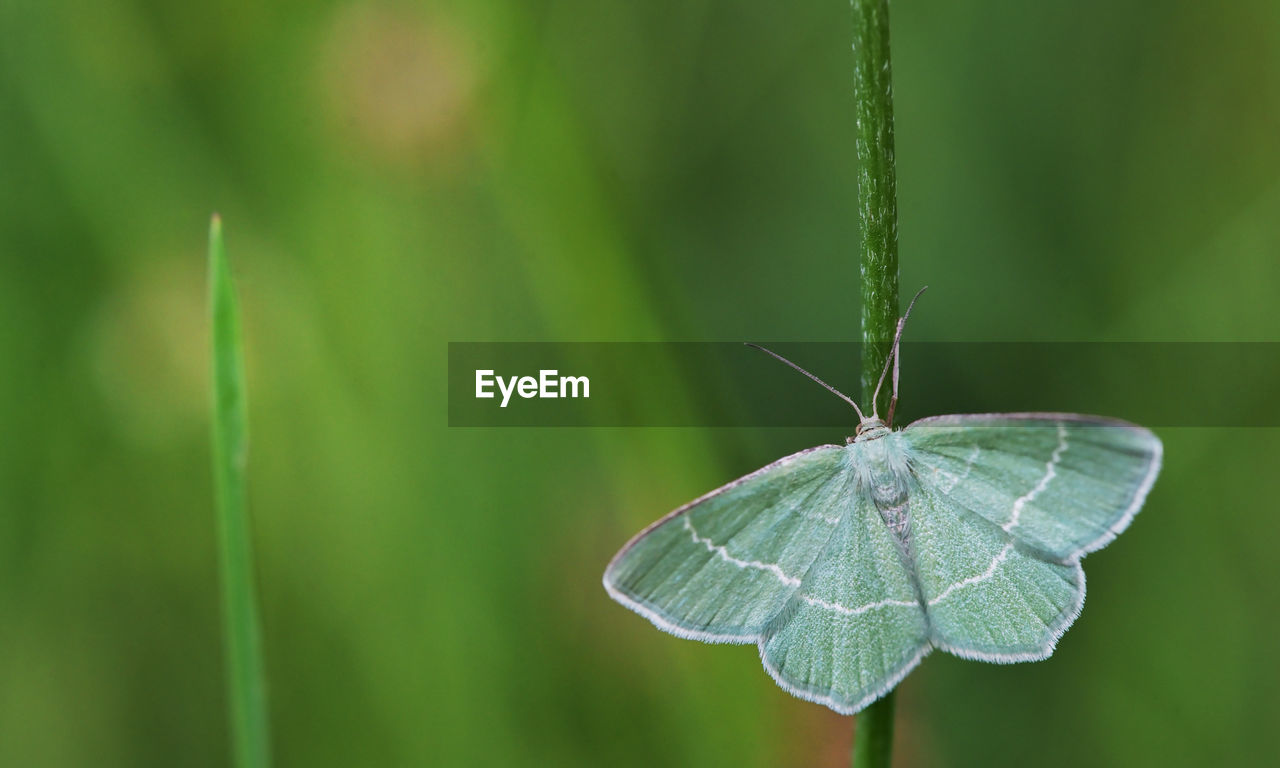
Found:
2,0 -> 1279,766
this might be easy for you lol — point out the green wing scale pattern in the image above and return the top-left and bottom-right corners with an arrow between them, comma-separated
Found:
908,477 -> 1084,662
904,414 -> 1162,562
903,413 -> 1160,663
603,445 -> 850,643
758,495 -> 929,714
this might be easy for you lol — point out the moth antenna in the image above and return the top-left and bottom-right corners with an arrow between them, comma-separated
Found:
744,343 -> 866,421
885,315 -> 905,426
871,285 -> 927,419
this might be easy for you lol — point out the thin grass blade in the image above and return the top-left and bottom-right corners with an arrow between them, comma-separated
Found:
209,214 -> 272,768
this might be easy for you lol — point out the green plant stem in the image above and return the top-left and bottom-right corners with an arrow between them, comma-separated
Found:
210,214 -> 272,768
852,688 -> 896,768
852,0 -> 900,766
854,0 -> 900,420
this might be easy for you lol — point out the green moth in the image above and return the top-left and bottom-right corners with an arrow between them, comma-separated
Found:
603,295 -> 1162,714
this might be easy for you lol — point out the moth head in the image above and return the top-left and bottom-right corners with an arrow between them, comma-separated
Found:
851,416 -> 891,442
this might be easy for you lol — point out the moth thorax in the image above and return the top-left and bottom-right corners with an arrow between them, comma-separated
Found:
860,434 -> 910,505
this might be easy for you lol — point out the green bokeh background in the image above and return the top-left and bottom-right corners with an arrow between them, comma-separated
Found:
2,1 -> 1278,765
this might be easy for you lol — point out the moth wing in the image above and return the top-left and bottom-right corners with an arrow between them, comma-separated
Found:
909,475 -> 1085,662
903,413 -> 1162,562
603,445 -> 850,643
757,494 -> 930,714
